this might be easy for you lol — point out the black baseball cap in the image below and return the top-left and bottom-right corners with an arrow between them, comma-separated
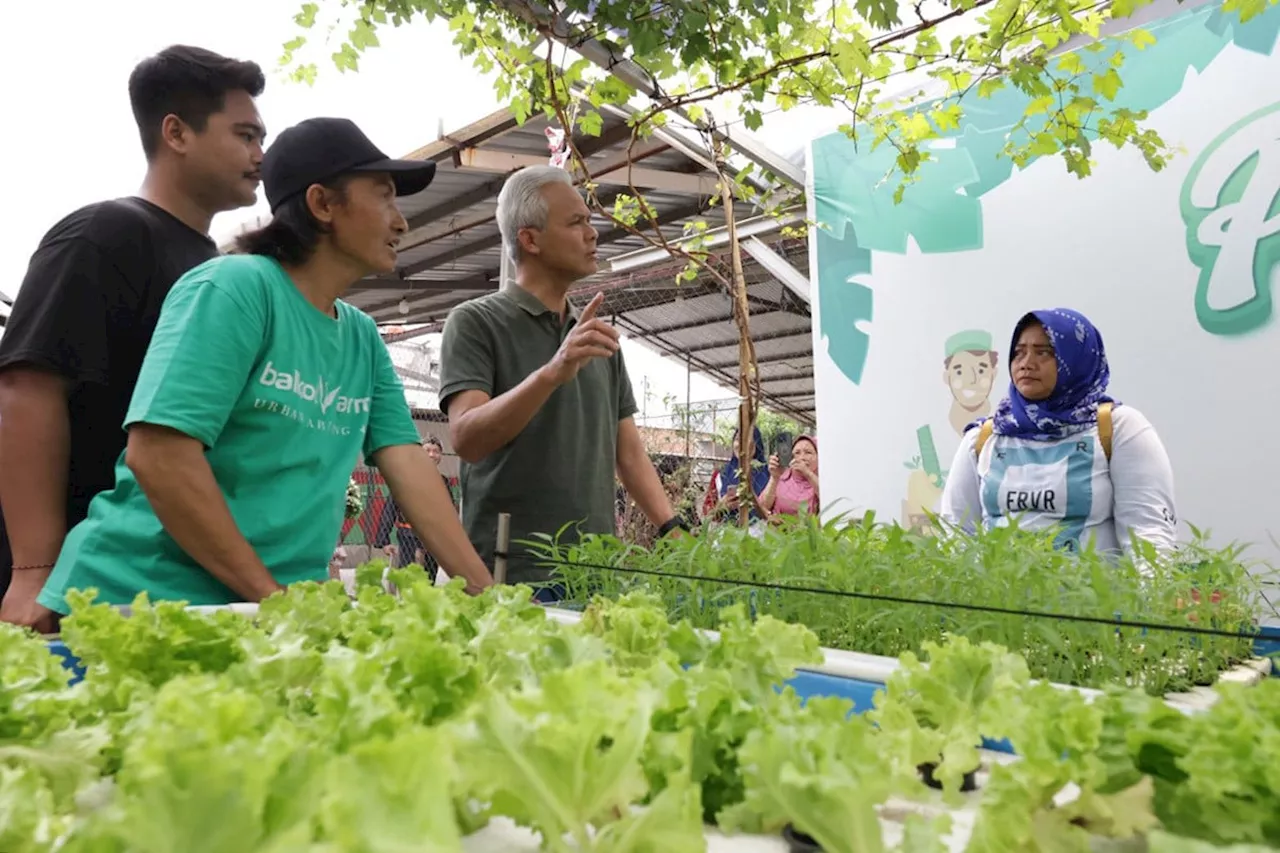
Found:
261,117 -> 437,213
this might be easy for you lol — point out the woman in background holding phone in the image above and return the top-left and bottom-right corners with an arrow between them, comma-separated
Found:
702,426 -> 771,523
762,434 -> 820,520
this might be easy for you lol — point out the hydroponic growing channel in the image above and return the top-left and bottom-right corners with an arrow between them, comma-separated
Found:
7,569 -> 1279,853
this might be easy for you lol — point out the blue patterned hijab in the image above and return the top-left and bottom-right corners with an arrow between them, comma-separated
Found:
989,308 -> 1119,441
719,426 -> 770,497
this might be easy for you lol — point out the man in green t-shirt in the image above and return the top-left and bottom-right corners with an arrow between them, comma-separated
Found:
439,166 -> 683,595
39,117 -> 494,614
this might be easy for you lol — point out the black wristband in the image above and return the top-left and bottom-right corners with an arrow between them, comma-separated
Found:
657,517 -> 688,537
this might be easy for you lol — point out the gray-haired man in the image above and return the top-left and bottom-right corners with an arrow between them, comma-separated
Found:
438,166 -> 683,597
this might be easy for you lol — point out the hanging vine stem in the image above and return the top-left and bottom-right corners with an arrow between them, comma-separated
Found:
539,38 -> 767,526
704,118 -> 763,529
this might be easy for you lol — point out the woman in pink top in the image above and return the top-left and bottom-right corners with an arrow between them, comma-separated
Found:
762,435 -> 820,520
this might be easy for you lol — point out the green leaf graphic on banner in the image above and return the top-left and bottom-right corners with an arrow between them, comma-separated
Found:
815,225 -> 874,385
1206,0 -> 1280,52
810,133 -> 983,255
812,1 -> 1278,257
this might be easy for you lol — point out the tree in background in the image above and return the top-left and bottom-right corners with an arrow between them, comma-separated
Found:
283,0 -> 1272,525
283,0 -> 1273,182
749,410 -> 804,456
660,394 -> 801,457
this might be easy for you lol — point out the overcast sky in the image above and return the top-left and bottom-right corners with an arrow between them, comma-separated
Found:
3,0 -> 836,420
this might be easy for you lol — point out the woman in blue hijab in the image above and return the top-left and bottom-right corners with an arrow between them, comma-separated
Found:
939,309 -> 1177,555
705,426 -> 770,523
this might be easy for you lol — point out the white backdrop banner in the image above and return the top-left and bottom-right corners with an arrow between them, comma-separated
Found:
807,0 -> 1280,563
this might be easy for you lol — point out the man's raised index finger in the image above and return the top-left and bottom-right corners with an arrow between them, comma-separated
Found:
579,291 -> 605,321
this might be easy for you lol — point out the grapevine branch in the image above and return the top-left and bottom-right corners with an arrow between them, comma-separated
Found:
612,0 -> 1004,136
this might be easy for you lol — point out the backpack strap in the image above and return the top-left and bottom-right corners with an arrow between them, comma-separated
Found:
972,420 -> 994,459
973,405 -> 1112,459
1097,402 -> 1113,461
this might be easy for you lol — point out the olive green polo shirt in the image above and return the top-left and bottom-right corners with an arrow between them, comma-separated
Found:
438,282 -> 638,584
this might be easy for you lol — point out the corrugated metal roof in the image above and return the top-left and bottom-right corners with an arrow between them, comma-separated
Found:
344,107 -> 724,312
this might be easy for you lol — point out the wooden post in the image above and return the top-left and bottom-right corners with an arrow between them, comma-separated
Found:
494,512 -> 511,585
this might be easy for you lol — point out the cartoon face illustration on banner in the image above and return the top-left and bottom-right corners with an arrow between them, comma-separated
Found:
942,329 -> 999,436
1181,100 -> 1280,337
901,329 -> 1001,532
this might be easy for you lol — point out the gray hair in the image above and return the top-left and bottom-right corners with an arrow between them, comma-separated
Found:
496,166 -> 576,264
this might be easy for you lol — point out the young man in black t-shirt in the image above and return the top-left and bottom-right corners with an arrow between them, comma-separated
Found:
0,45 -> 267,632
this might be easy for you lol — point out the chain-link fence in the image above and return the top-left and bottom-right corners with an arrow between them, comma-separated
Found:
337,455 -> 461,569
381,334 -> 443,412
